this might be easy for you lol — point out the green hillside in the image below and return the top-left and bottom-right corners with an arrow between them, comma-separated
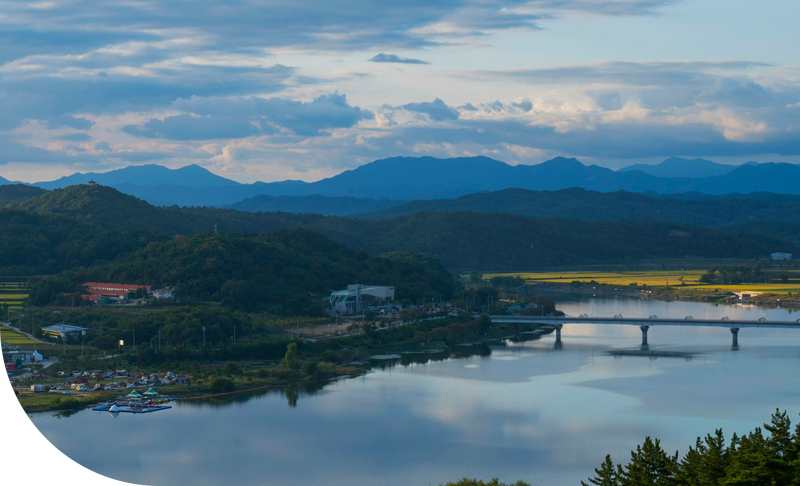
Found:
10,185 -> 794,274
355,187 -> 800,226
0,184 -> 47,206
15,184 -> 322,234
29,228 -> 455,315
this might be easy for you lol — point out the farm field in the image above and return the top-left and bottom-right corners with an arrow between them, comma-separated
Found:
484,271 -> 800,295
0,325 -> 38,344
485,270 -> 707,287
0,283 -> 29,310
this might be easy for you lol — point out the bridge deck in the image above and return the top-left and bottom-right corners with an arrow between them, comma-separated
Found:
489,315 -> 800,329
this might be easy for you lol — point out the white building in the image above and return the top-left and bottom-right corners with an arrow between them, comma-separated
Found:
329,285 -> 395,314
772,252 -> 793,260
152,288 -> 173,299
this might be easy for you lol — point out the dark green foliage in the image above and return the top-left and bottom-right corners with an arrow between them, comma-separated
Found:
29,228 -> 455,314
301,360 -> 318,376
585,409 -> 800,486
0,184 -> 46,206
209,377 -> 235,393
439,479 -> 531,486
282,343 -> 300,370
311,212 -> 792,270
11,185 -> 793,276
14,184 -> 321,235
0,208 -> 167,276
490,276 -> 525,287
358,187 -> 800,227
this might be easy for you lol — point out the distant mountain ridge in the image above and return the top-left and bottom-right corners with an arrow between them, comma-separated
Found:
618,157 -> 748,178
8,155 -> 800,208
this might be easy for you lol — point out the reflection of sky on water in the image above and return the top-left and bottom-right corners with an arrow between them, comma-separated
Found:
28,298 -> 800,486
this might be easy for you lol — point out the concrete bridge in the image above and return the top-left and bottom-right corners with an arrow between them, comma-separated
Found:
489,314 -> 800,347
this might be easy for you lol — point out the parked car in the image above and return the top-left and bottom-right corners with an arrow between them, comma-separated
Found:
62,391 -> 71,395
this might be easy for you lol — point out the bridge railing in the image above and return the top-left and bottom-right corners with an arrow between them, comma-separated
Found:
488,315 -> 800,325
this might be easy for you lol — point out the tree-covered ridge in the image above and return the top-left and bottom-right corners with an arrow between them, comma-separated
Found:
583,409 -> 800,486
14,184 -> 323,235
311,212 -> 793,270
0,207 -> 167,276
30,228 -> 455,314
9,185 -> 794,273
0,184 -> 46,206
355,187 -> 800,226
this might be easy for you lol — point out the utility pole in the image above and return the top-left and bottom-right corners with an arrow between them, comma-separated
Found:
233,324 -> 236,345
133,327 -> 136,351
159,330 -> 162,351
202,327 -> 205,347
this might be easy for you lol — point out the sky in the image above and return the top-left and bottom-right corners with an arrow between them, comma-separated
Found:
1,0 -> 799,183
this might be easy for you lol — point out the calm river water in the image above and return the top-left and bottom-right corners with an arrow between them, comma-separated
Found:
29,297 -> 800,486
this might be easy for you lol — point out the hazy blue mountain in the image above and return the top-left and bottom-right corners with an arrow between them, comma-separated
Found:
619,157 -> 746,178
36,164 -> 241,190
228,194 -> 406,216
0,175 -> 9,184
23,156 -> 800,207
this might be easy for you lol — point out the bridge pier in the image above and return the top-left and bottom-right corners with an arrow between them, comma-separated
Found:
555,324 -> 563,343
731,328 -> 739,347
640,326 -> 650,346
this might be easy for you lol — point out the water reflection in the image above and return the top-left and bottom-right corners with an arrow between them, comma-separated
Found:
27,297 -> 800,486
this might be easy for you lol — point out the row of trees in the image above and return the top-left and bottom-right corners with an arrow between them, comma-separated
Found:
584,410 -> 800,486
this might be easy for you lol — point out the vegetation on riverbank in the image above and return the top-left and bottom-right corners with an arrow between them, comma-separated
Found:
583,409 -> 800,486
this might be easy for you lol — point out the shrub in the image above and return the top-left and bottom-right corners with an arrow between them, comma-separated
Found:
301,361 -> 318,377
209,377 -> 235,394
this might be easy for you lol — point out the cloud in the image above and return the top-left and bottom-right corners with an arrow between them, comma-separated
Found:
369,53 -> 429,64
45,115 -> 94,130
124,92 -> 374,139
123,115 -> 263,140
58,132 -> 92,141
399,98 -> 460,121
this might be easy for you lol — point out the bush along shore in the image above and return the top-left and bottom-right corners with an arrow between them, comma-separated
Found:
12,308 -> 557,413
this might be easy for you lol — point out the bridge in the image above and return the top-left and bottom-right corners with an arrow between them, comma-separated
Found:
489,314 -> 800,347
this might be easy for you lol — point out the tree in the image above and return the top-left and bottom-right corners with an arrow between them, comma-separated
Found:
282,342 -> 300,370
209,377 -> 234,393
301,360 -> 318,377
582,455 -> 620,486
469,270 -> 483,284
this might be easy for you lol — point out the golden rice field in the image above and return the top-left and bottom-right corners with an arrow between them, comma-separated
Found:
0,326 -> 38,344
484,271 -> 800,294
485,270 -> 707,286
0,285 -> 29,310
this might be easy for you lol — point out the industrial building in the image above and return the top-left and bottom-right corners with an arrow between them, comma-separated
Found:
42,324 -> 88,343
771,252 -> 793,260
329,285 -> 395,314
81,282 -> 153,304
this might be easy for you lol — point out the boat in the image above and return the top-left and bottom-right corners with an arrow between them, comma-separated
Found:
92,390 -> 177,414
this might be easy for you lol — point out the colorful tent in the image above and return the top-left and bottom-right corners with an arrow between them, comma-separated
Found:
126,390 -> 141,398
143,388 -> 158,395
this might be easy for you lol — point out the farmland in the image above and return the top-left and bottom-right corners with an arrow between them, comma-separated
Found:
0,325 -> 39,345
484,270 -> 800,297
0,282 -> 28,311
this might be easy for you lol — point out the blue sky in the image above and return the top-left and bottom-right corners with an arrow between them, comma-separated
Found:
1,0 -> 798,183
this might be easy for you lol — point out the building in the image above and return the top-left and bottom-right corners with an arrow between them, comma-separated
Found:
81,282 -> 151,303
42,324 -> 88,343
771,252 -> 792,260
86,180 -> 98,186
151,288 -> 173,299
4,350 -> 42,363
329,284 -> 395,314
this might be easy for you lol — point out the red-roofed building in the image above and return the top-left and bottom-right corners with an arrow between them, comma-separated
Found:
81,282 -> 151,303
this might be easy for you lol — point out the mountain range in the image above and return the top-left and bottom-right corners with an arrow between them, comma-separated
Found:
6,155 -> 800,208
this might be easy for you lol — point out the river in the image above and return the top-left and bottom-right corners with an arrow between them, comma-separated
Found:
28,297 -> 800,486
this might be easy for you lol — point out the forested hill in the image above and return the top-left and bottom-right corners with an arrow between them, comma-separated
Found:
354,187 -> 800,226
307,212 -> 791,270
8,185 -> 793,272
14,184 -> 324,234
29,229 -> 455,315
0,184 -> 46,206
